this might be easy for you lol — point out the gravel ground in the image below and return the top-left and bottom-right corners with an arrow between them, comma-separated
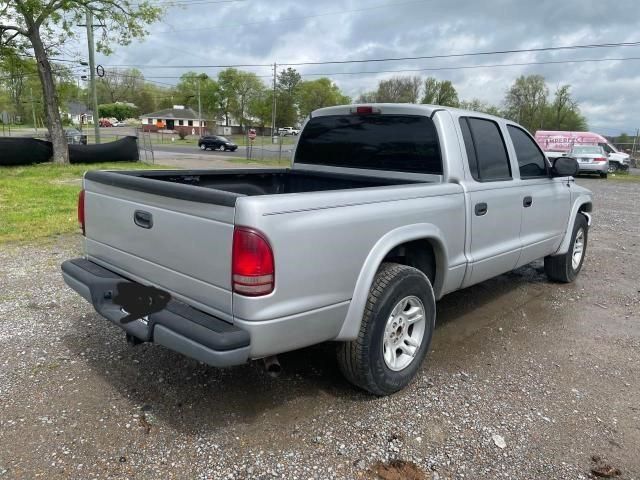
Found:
0,177 -> 638,480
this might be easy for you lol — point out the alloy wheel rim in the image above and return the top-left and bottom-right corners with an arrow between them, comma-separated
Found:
382,296 -> 426,371
572,228 -> 585,270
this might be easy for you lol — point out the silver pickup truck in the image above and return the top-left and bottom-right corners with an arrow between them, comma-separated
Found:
62,104 -> 592,395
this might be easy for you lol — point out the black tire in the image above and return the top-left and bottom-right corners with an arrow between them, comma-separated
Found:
199,144 -> 207,151
337,263 -> 436,396
607,162 -> 618,173
544,214 -> 588,283
600,172 -> 608,179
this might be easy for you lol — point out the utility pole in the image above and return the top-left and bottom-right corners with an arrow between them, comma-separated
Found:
197,79 -> 202,136
632,128 -> 639,158
271,62 -> 277,138
30,87 -> 38,135
85,9 -> 100,144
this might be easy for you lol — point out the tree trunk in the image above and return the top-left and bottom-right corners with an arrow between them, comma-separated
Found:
30,28 -> 68,164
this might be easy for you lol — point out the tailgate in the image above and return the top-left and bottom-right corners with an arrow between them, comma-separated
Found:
82,172 -> 237,322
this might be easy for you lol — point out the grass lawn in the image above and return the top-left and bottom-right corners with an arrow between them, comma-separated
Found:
608,171 -> 640,182
0,162 -> 167,244
149,134 -> 296,148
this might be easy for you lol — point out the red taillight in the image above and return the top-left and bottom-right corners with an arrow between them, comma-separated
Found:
350,105 -> 381,115
594,157 -> 607,162
77,189 -> 85,235
232,227 -> 274,296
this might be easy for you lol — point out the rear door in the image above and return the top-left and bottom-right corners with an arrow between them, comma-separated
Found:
506,125 -> 571,267
459,116 -> 523,287
83,174 -> 236,322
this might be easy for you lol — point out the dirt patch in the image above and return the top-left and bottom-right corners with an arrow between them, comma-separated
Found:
591,455 -> 622,478
370,459 -> 427,480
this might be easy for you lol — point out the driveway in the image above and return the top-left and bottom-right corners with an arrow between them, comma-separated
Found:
0,177 -> 638,479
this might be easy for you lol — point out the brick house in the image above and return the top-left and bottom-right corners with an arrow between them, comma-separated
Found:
140,105 -> 209,135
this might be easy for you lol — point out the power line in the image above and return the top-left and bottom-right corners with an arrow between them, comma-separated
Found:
99,40 -> 640,70
279,41 -> 640,66
296,56 -> 640,77
11,52 -> 86,64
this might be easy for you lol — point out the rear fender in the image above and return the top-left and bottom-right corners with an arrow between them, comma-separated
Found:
335,224 -> 448,340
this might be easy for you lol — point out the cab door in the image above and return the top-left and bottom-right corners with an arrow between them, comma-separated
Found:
505,125 -> 571,267
459,117 -> 523,287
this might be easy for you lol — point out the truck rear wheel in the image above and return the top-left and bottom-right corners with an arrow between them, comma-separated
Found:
337,263 -> 436,396
544,214 -> 588,283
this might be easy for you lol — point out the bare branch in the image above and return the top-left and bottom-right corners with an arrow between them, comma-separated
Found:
0,24 -> 28,36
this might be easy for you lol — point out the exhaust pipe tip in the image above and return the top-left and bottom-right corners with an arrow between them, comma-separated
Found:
263,355 -> 281,377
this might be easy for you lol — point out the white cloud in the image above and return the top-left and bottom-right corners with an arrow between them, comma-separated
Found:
79,0 -> 640,134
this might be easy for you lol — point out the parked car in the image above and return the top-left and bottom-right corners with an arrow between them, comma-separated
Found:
569,144 -> 609,178
278,126 -> 300,136
48,128 -> 87,144
198,135 -> 238,151
535,130 -> 630,172
62,103 -> 591,396
99,119 -> 112,127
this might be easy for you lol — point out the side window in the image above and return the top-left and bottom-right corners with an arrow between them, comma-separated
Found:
460,117 -> 511,181
600,143 -> 613,154
507,125 -> 548,178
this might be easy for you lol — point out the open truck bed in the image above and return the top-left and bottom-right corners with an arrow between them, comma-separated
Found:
85,168 -> 422,205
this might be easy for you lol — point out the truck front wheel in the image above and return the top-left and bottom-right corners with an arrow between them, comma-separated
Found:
544,214 -> 588,283
337,263 -> 436,395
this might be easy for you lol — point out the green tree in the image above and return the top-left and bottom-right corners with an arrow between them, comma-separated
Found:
0,52 -> 36,119
355,91 -> 378,103
458,98 -> 502,116
176,72 -> 220,124
375,76 -> 421,103
297,78 -> 350,119
0,1 -> 163,163
276,67 -> 301,127
97,68 -> 144,104
249,90 -> 273,128
277,67 -> 302,97
543,85 -> 587,130
422,77 -> 459,107
617,132 -> 631,144
504,75 -> 549,132
216,68 -> 265,130
98,102 -> 138,121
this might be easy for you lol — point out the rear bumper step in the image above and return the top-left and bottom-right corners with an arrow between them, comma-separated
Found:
61,258 -> 251,367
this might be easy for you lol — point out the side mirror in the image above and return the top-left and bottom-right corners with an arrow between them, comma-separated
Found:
551,156 -> 579,177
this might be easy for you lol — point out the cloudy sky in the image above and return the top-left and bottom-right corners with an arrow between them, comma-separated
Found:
71,0 -> 640,135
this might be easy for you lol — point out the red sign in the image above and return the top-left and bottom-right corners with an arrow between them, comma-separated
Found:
248,129 -> 257,141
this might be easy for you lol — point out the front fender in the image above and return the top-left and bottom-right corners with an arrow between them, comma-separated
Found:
335,223 -> 449,341
554,194 -> 592,255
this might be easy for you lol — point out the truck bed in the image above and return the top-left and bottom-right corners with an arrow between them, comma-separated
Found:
85,169 -> 422,205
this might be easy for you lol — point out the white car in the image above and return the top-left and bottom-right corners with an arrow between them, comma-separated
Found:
278,126 -> 300,136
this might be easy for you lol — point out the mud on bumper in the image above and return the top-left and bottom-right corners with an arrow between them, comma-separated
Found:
61,258 -> 251,367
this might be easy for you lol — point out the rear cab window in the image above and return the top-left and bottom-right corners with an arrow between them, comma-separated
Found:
459,117 -> 511,181
294,114 -> 443,175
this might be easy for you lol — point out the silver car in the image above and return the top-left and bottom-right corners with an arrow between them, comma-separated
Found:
570,144 -> 609,178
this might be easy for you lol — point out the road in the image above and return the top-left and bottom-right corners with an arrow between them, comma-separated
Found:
0,177 -> 639,479
153,143 -> 294,161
